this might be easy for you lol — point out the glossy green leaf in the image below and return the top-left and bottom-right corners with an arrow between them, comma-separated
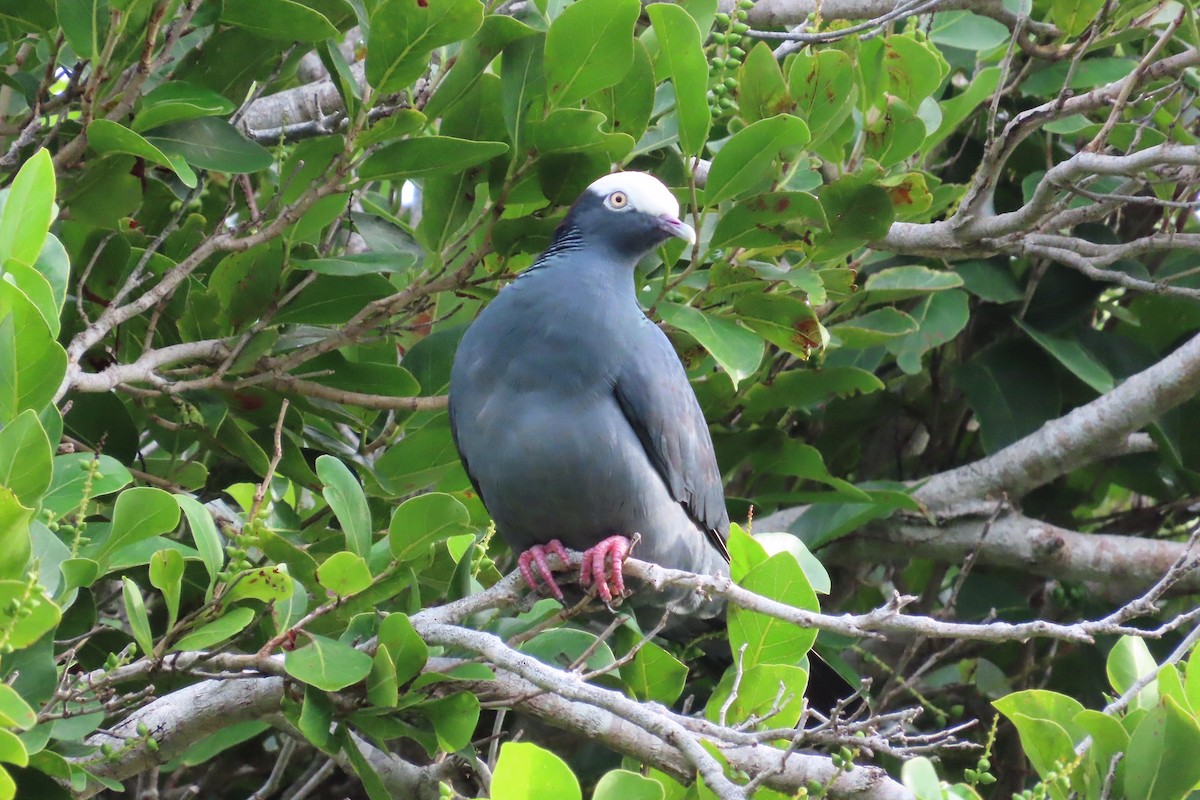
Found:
149,549 -> 184,629
705,115 -> 810,206
122,577 -> 154,656
593,769 -> 664,800
929,10 -> 1010,50
810,179 -> 894,263
285,633 -> 373,691
0,684 -> 35,730
728,553 -> 819,669
1124,696 -> 1200,800
422,691 -> 480,751
146,118 -> 273,173
175,495 -> 224,590
659,303 -> 764,388
925,67 -> 1000,154
706,663 -> 808,728
423,14 -> 536,119
733,293 -> 823,359
887,289 -> 970,374
621,640 -> 687,705
132,81 -> 237,132
171,607 -> 256,651
737,41 -> 789,123
532,109 -> 634,159
0,581 -> 59,648
366,0 -> 484,94
55,0 -> 105,59
1107,635 -> 1159,710
317,551 -> 372,597
316,455 -> 372,558
829,307 -> 919,347
881,34 -> 948,108
544,0 -> 638,107
388,492 -> 471,564
742,366 -> 884,415
94,487 -> 181,561
219,0 -> 337,40
223,565 -> 294,605
87,120 -> 197,187
788,49 -> 857,147
0,409 -> 51,506
1052,0 -> 1106,36
0,728 -> 27,768
646,4 -> 709,157
492,742 -> 582,800
0,149 -> 54,267
0,490 -> 30,582
378,612 -> 428,685
901,757 -> 942,800
359,137 -> 508,181
367,646 -> 399,707
954,340 -> 1062,454
298,685 -> 333,750
585,39 -> 655,143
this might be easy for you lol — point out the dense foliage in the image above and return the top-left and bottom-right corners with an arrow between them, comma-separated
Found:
2,0 -> 1200,798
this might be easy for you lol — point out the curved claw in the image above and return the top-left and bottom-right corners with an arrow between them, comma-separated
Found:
517,540 -> 570,602
579,535 -> 633,604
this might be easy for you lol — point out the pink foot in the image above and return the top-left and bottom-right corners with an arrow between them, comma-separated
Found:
579,535 -> 633,604
517,540 -> 571,602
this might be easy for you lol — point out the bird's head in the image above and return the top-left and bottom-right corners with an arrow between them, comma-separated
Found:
560,172 -> 696,259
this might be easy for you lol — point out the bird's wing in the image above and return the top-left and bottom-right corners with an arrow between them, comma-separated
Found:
614,329 -> 731,562
447,394 -> 490,510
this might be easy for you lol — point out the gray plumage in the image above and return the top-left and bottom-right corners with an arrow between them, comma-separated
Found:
448,172 -> 729,618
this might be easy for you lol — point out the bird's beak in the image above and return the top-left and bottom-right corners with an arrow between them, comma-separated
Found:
657,215 -> 696,246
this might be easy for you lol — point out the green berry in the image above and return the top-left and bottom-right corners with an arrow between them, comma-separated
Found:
738,0 -> 755,9
714,12 -> 730,25
730,46 -> 746,58
733,22 -> 750,33
711,31 -> 726,44
719,97 -> 735,109
724,77 -> 738,90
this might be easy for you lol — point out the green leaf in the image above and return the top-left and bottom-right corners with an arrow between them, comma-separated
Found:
593,770 -> 665,800
491,742 -> 582,800
1124,696 -> 1200,800
0,283 -> 67,424
298,685 -> 333,750
810,179 -> 894,263
887,289 -> 970,375
1015,319 -> 1115,393
0,684 -> 35,730
146,118 -> 273,173
705,115 -> 810,206
175,495 -> 224,591
531,109 -> 634,159
368,646 -> 399,708
285,633 -> 373,691
388,492 -> 471,564
544,0 -> 638,107
788,49 -> 857,147
0,409 -> 51,506
56,0 -> 106,60
149,549 -> 184,629
733,293 -> 823,359
421,691 -> 480,751
829,307 -> 918,347
861,265 -> 964,304
0,728 -> 27,768
0,498 -> 33,584
423,14 -> 537,119
706,663 -> 808,728
171,607 -> 256,651
42,455 -> 132,520
881,34 -> 948,108
1052,0 -> 1106,36
358,137 -> 509,181
219,0 -> 337,40
87,120 -> 197,187
954,259 -> 1022,304
646,4 -> 710,157
728,553 -> 819,669
709,191 -> 826,252
337,725 -> 391,800
132,81 -> 237,132
297,252 -> 415,277
742,367 -> 883,416
122,577 -> 154,657
4,262 -> 59,339
1107,635 -> 1159,710
620,639 -> 687,705
929,10 -> 1010,50
94,487 -> 181,561
0,149 -> 55,267
316,551 -> 372,597
0,581 -> 59,648
726,522 -> 768,582
954,340 -> 1062,453
901,757 -> 943,800
377,612 -> 428,685
737,42 -> 790,123
223,565 -> 294,605
316,455 -> 372,558
366,0 -> 484,94
659,303 -> 763,388
925,67 -> 1000,154
993,690 -> 1087,743
585,39 -> 655,143
32,234 -> 69,330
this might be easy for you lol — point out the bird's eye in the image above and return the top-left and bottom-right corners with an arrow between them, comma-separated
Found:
607,191 -> 629,209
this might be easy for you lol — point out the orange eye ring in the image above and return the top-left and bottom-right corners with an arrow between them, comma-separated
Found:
607,191 -> 628,209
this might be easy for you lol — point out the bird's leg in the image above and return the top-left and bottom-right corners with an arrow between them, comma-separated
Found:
579,534 -> 635,604
517,539 -> 571,602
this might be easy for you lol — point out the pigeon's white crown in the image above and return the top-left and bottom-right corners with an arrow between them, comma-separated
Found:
586,172 -> 682,220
